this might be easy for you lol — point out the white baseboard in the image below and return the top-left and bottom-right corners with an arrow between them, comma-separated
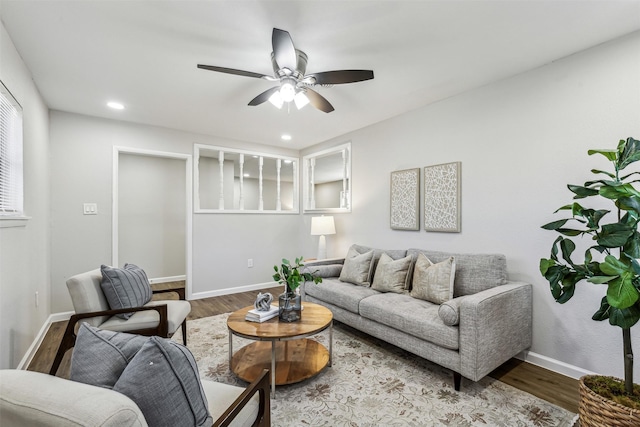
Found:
149,275 -> 186,284
515,350 -> 596,380
190,281 -> 279,300
17,311 -> 73,370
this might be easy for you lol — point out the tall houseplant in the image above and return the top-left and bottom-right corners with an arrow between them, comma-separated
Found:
272,257 -> 322,322
540,137 -> 640,419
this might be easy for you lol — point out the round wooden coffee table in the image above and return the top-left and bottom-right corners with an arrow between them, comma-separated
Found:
227,302 -> 333,396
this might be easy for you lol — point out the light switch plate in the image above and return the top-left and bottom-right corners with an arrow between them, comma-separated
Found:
83,203 -> 98,215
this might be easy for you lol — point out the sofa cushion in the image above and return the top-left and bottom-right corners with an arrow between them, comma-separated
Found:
407,249 -> 508,297
410,254 -> 455,304
101,264 -> 153,319
305,277 -> 380,314
359,293 -> 459,350
339,246 -> 374,286
70,323 -> 148,389
371,253 -> 412,294
113,336 -> 212,427
438,298 -> 463,326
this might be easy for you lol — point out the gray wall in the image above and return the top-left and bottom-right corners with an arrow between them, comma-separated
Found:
118,153 -> 186,279
301,31 -> 640,380
0,19 -> 50,368
49,111 -> 300,311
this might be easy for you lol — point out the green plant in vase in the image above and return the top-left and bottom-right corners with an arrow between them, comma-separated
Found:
272,257 -> 322,322
540,137 -> 640,421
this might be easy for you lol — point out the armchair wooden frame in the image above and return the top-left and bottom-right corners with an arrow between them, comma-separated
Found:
213,369 -> 271,427
50,286 -> 187,376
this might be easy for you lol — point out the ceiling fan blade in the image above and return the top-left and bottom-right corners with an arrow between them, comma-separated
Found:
248,86 -> 281,106
307,70 -> 374,85
304,88 -> 334,113
197,64 -> 270,80
272,28 -> 297,71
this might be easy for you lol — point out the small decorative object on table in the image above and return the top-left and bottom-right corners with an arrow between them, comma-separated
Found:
254,292 -> 273,311
272,256 -> 322,322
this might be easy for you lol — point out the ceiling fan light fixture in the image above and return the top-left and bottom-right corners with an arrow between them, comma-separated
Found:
294,91 -> 310,110
280,78 -> 297,102
268,91 -> 284,109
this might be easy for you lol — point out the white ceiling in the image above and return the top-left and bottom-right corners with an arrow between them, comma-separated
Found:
2,0 -> 639,150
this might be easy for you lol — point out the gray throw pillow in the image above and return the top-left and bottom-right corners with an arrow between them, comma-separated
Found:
371,253 -> 412,293
339,246 -> 374,286
101,263 -> 152,319
438,298 -> 463,326
113,336 -> 212,427
410,254 -> 456,304
70,323 -> 148,389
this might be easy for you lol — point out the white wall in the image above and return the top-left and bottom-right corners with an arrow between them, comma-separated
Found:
301,31 -> 640,379
49,111 -> 301,311
0,18 -> 50,368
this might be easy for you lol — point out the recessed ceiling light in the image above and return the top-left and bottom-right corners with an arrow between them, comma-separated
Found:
284,160 -> 292,164
107,101 -> 125,110
244,173 -> 250,177
281,134 -> 292,141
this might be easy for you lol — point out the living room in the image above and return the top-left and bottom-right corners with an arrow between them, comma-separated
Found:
1,0 -> 640,423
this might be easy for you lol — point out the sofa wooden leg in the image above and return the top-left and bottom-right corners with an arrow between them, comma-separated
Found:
453,371 -> 461,391
181,319 -> 188,346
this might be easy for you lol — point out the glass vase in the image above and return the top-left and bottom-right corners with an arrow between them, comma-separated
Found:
278,292 -> 302,322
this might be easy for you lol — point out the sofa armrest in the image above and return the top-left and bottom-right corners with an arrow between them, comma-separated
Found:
212,369 -> 270,427
458,282 -> 532,381
0,370 -> 147,426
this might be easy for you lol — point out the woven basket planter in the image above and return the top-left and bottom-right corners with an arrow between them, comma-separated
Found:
579,376 -> 640,427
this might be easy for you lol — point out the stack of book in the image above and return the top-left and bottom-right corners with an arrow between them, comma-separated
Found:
245,305 -> 279,323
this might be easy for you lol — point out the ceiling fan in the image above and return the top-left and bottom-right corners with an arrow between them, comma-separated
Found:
197,28 -> 374,113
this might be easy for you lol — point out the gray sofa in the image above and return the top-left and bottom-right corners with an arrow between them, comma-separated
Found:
302,244 -> 532,390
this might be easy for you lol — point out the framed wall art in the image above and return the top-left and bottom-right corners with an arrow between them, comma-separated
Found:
424,161 -> 461,232
390,168 -> 420,230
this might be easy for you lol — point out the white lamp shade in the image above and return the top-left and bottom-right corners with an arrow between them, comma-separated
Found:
311,216 -> 336,236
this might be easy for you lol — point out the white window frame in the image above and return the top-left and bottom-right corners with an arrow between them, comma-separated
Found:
0,80 -> 27,227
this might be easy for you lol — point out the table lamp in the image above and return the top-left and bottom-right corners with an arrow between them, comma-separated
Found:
310,216 -> 336,260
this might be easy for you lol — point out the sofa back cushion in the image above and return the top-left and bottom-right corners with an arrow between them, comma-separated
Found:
407,249 -> 507,296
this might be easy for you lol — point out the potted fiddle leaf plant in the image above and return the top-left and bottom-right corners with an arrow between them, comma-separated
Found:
272,257 -> 322,322
540,137 -> 640,425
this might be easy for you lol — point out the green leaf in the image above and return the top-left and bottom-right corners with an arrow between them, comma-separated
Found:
568,185 -> 599,198
618,137 -> 640,170
607,275 -> 640,309
623,231 -> 640,258
559,238 -> 576,265
541,219 -> 569,230
588,148 -> 618,162
599,183 -> 640,200
616,196 -> 640,214
592,297 -> 611,321
597,223 -> 634,247
591,169 -> 616,179
608,304 -> 640,329
539,258 -> 555,276
556,228 -> 584,237
588,276 -> 618,284
582,209 -> 610,230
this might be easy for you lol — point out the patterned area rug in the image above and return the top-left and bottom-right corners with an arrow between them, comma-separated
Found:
175,314 -> 576,426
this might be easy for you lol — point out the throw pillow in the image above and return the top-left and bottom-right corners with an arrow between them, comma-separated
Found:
113,336 -> 213,427
438,298 -> 463,326
70,323 -> 148,389
339,246 -> 374,286
101,263 -> 153,319
371,253 -> 412,293
410,254 -> 456,304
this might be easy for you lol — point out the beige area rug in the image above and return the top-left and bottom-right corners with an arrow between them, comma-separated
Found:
174,314 -> 577,427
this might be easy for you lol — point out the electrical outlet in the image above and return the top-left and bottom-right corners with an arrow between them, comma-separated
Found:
83,203 -> 98,215
247,259 -> 253,268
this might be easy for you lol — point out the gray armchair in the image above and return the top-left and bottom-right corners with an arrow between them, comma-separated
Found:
50,268 -> 190,375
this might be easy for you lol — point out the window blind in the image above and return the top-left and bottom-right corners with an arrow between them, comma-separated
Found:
0,81 -> 23,216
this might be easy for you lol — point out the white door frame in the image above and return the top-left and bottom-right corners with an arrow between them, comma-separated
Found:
112,146 -> 193,299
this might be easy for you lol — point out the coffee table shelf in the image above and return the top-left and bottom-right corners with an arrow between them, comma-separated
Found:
227,302 -> 333,396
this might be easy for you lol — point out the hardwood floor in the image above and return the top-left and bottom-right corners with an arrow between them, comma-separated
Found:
28,284 -> 579,414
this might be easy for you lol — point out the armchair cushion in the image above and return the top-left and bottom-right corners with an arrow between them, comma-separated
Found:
101,264 -> 153,319
113,336 -> 212,427
70,323 -> 147,389
99,299 -> 190,335
202,380 -> 260,427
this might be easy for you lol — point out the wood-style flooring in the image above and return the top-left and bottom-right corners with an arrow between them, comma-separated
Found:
27,284 -> 579,415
